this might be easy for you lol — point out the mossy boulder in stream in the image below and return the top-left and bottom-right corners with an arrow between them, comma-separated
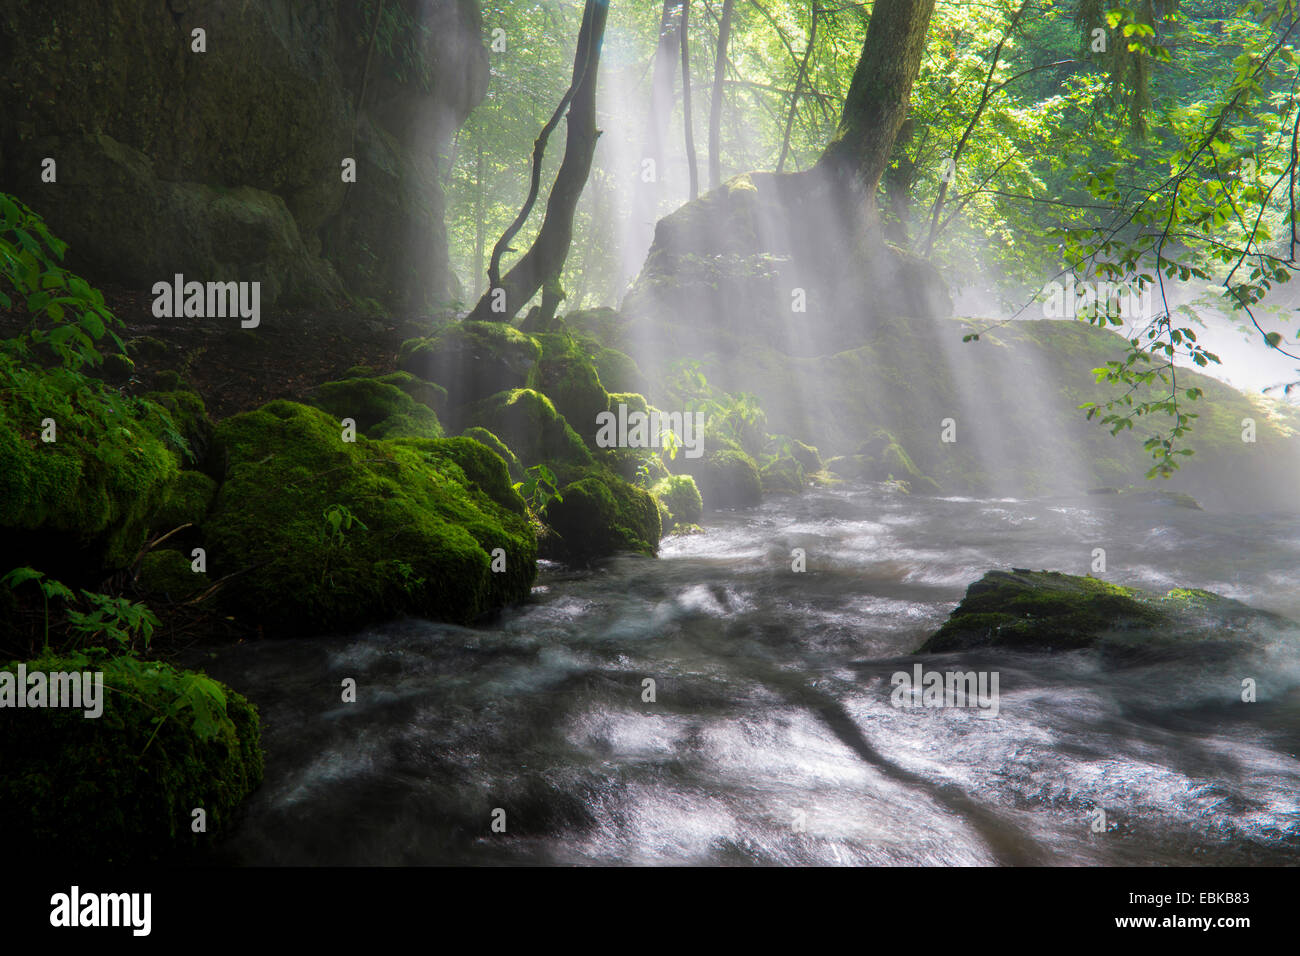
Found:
149,469 -> 219,532
685,449 -> 763,510
460,426 -> 524,481
542,469 -> 662,561
651,474 -> 704,530
0,650 -> 263,864
920,569 -> 1299,654
203,401 -> 536,634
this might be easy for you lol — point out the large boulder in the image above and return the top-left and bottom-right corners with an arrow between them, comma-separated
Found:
542,469 -> 661,562
203,401 -> 536,634
919,569 -> 1300,654
0,0 -> 488,309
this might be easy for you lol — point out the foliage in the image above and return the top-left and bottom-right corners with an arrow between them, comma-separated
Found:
513,462 -> 563,513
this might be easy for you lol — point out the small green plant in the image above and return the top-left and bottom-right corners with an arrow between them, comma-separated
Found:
65,590 -> 160,653
320,503 -> 368,586
1,566 -> 74,650
390,559 -> 426,595
513,463 -> 563,512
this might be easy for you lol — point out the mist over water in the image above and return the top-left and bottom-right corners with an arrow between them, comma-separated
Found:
195,485 -> 1300,866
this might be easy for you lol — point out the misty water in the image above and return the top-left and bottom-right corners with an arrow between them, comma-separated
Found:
195,484 -> 1300,866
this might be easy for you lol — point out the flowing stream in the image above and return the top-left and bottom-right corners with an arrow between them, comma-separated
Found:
193,485 -> 1300,865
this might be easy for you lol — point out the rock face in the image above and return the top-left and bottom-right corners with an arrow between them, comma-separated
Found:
920,569 -> 1299,654
0,0 -> 487,310
610,172 -> 1300,510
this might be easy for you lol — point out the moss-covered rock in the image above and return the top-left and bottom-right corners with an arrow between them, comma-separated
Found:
651,474 -> 703,530
399,321 -> 541,405
137,548 -> 209,600
0,649 -> 262,864
761,455 -> 806,495
542,469 -> 661,562
460,426 -> 524,481
588,346 -> 648,395
685,449 -> 763,511
607,391 -> 650,416
142,388 -> 214,469
463,388 -> 592,469
529,332 -> 611,445
919,569 -> 1300,653
305,373 -> 444,440
0,364 -> 180,575
203,401 -> 536,634
150,469 -> 218,532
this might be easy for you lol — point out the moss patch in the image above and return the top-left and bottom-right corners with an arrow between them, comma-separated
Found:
305,374 -> 443,440
463,388 -> 592,469
651,474 -> 703,530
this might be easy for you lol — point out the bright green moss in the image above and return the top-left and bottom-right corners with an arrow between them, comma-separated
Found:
150,469 -> 218,532
464,388 -> 592,468
529,332 -> 611,445
460,426 -> 524,481
306,375 -> 443,439
0,650 -> 263,864
651,474 -> 703,529
203,401 -> 536,634
0,361 -> 180,573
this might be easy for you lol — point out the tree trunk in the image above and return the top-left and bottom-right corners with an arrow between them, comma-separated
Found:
776,3 -> 818,174
467,0 -> 609,323
644,1 -> 684,200
708,0 -> 735,190
473,142 -> 485,299
680,0 -> 699,200
814,0 -> 937,219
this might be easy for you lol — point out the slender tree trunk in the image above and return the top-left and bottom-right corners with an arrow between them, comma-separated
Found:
708,0 -> 735,190
644,1 -> 684,200
473,142 -> 485,299
467,0 -> 609,323
814,0 -> 938,220
680,0 -> 699,200
776,3 -> 818,174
